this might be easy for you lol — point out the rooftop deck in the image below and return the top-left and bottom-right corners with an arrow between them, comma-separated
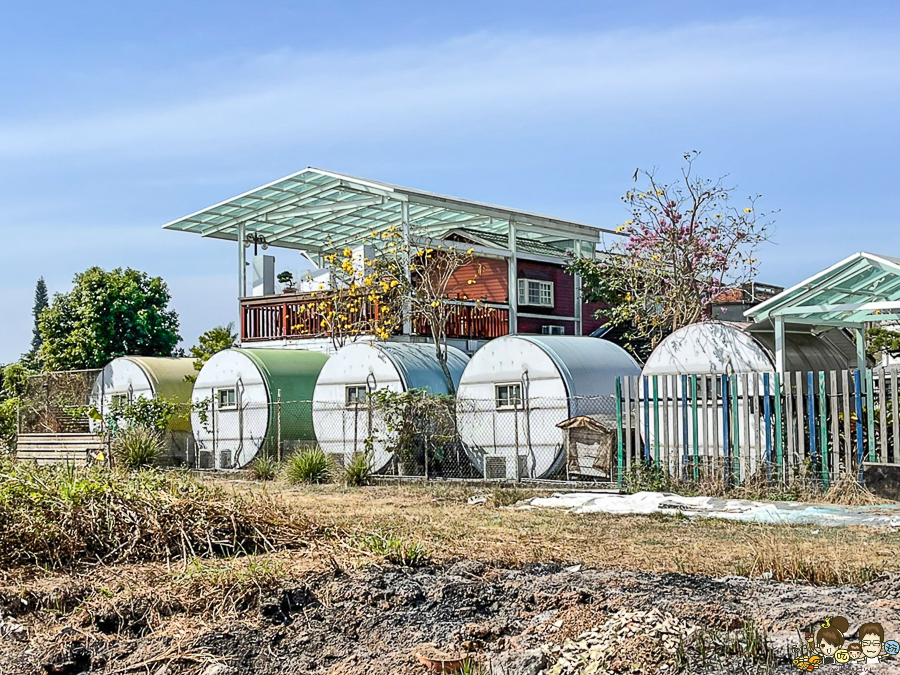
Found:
240,294 -> 509,343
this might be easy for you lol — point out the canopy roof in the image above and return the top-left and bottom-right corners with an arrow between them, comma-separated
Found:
163,167 -> 611,253
747,252 -> 900,328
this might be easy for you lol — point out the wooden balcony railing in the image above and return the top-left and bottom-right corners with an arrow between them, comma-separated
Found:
241,294 -> 509,343
413,302 -> 510,341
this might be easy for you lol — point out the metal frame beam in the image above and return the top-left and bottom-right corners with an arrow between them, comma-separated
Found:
507,218 -> 518,335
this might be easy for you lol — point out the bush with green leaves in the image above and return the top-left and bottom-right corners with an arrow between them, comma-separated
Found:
105,396 -> 184,434
112,426 -> 164,468
367,388 -> 457,474
0,398 -> 18,453
284,448 -> 332,484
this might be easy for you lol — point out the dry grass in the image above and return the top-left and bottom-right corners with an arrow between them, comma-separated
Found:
821,474 -> 894,506
231,480 -> 900,584
0,462 -> 321,568
734,529 -> 884,585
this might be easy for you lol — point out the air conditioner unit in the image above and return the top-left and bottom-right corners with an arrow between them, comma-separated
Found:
484,456 -> 506,480
541,325 -> 565,335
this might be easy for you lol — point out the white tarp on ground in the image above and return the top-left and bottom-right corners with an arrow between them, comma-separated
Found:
525,491 -> 900,528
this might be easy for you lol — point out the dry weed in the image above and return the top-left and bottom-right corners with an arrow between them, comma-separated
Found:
0,463 -> 321,568
734,529 -> 884,585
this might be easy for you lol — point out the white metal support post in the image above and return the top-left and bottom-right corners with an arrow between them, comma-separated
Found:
401,201 -> 413,335
237,220 -> 246,298
855,326 -> 867,370
574,239 -> 583,335
773,315 -> 787,374
237,220 -> 246,345
507,218 -> 518,335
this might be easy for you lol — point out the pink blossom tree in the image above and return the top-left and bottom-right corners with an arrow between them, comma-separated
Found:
569,152 -> 774,350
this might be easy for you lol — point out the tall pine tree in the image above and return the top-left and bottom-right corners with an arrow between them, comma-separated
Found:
30,277 -> 49,355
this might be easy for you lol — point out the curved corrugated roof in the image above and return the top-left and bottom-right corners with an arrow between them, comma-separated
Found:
376,342 -> 469,393
128,357 -> 196,402
237,348 -> 329,403
516,336 -> 641,399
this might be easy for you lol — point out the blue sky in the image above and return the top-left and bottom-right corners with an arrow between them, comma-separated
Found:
2,0 -> 899,362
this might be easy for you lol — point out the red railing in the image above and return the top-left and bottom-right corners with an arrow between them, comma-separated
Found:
241,295 -> 509,342
413,302 -> 509,340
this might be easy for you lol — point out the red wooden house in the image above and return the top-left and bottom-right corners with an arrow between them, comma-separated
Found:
163,168 -> 617,354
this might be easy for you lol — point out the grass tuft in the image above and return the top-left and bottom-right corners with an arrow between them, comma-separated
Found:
112,426 -> 163,469
249,455 -> 280,481
491,487 -> 526,507
354,532 -> 430,566
284,448 -> 332,485
343,452 -> 371,487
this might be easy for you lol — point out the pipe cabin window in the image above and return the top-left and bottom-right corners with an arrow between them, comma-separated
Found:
495,383 -> 522,410
518,279 -> 554,307
217,388 -> 237,410
111,393 -> 128,410
345,385 -> 368,406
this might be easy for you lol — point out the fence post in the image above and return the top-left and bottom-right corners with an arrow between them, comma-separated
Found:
854,369 -> 864,483
513,398 -> 521,483
277,389 -> 283,462
818,371 -> 828,488
866,368 -> 876,463
774,372 -> 783,484
615,377 -> 624,489
642,377 -> 650,464
763,373 -> 772,482
211,395 -> 217,467
722,374 -> 731,486
690,374 -> 699,482
807,371 -> 817,478
730,375 -> 740,485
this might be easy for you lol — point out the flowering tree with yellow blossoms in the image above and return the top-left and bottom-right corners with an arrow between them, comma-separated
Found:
309,246 -> 403,351
314,225 -> 479,393
568,152 -> 774,350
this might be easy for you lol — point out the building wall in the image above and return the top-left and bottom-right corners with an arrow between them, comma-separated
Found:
444,257 -> 508,303
444,257 -> 609,336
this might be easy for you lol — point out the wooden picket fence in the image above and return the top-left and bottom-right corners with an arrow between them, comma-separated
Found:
614,368 -> 900,488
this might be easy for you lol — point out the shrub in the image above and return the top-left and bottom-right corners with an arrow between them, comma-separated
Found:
249,455 -> 279,481
112,426 -> 163,468
284,448 -> 331,484
343,452 -> 371,487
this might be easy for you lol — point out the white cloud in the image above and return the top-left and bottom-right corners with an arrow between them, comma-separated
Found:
0,21 -> 896,162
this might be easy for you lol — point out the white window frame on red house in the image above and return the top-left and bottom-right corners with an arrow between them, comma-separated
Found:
518,279 -> 554,308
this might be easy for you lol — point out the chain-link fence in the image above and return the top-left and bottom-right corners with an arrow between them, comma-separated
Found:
19,369 -> 100,434
193,395 -> 620,481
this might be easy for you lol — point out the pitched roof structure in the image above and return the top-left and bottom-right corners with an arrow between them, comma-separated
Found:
163,167 -> 612,253
747,252 -> 900,328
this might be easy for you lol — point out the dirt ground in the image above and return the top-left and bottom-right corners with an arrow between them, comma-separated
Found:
2,481 -> 900,674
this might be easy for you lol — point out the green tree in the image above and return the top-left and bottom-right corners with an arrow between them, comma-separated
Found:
30,277 -> 49,357
38,267 -> 181,371
1,363 -> 29,399
185,323 -> 238,381
867,325 -> 900,360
